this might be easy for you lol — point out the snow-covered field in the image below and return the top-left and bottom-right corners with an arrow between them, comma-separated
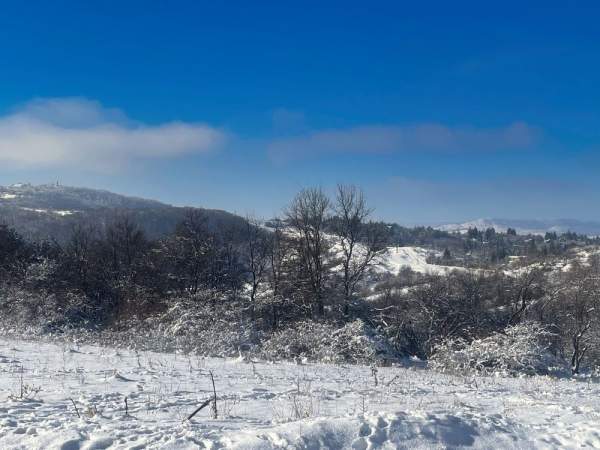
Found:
376,246 -> 459,276
2,339 -> 600,449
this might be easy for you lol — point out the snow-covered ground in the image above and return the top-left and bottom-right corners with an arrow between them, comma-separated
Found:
502,247 -> 600,278
19,207 -> 76,216
0,193 -> 18,199
326,230 -> 459,277
375,246 -> 460,276
2,338 -> 600,449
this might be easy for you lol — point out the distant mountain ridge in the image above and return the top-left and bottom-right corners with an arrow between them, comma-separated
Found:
0,183 -> 246,241
436,218 -> 600,236
0,183 -> 165,210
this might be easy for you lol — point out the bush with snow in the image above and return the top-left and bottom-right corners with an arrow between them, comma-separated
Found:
164,303 -> 251,354
0,285 -> 94,334
430,322 -> 567,376
0,288 -> 400,365
119,295 -> 256,356
260,319 -> 396,364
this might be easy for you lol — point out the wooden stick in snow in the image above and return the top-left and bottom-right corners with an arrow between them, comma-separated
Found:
186,397 -> 214,422
209,370 -> 217,419
70,398 -> 81,418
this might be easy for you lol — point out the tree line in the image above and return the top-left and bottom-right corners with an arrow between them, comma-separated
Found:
1,185 -> 600,373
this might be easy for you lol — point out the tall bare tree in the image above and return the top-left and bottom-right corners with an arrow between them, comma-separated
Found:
333,184 -> 388,314
286,188 -> 330,317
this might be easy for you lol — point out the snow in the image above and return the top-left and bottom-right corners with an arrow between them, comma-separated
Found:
502,247 -> 600,277
2,337 -> 600,449
375,246 -> 461,276
328,238 -> 461,276
326,232 -> 457,277
0,193 -> 17,199
20,207 -> 48,214
20,207 -> 76,216
53,210 -> 76,216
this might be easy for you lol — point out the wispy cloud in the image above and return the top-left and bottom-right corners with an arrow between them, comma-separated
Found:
0,98 -> 226,171
268,122 -> 539,161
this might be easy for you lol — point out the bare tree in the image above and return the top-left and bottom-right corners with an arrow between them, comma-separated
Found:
243,216 -> 270,324
63,223 -> 96,291
506,267 -> 545,326
333,184 -> 388,314
104,215 -> 148,284
171,209 -> 213,295
92,214 -> 150,321
218,223 -> 244,299
553,260 -> 600,374
286,188 -> 330,317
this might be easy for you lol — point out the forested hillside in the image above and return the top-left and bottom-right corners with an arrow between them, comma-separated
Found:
0,183 -> 246,241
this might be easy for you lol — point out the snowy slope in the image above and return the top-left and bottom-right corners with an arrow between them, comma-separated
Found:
501,246 -> 600,278
2,338 -> 600,449
327,230 -> 460,276
375,246 -> 461,276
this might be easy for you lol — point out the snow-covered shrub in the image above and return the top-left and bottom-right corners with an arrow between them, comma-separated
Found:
0,285 -> 94,335
44,296 -> 256,356
260,319 -> 396,364
139,295 -> 255,356
328,320 -> 396,364
430,322 -> 567,376
260,321 -> 333,362
24,258 -> 57,286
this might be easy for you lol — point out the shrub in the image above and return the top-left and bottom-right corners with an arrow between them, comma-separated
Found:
0,285 -> 95,333
260,319 -> 396,365
430,322 -> 567,376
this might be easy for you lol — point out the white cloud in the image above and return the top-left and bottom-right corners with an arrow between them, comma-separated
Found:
268,122 -> 539,161
0,98 -> 225,170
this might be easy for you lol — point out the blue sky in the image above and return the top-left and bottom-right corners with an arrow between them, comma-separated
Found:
1,1 -> 599,224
